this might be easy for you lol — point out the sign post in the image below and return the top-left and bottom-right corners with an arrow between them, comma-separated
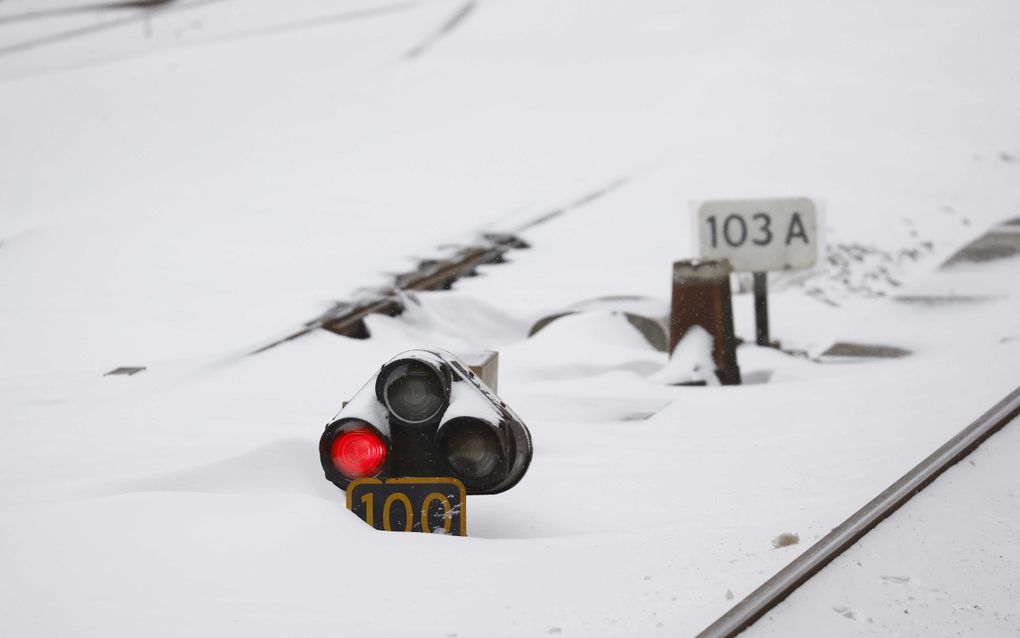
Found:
695,198 -> 820,347
752,272 -> 769,346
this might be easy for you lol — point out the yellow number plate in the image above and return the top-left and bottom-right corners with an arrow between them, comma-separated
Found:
346,477 -> 467,536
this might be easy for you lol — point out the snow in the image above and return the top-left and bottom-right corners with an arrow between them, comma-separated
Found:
440,371 -> 502,423
648,324 -> 716,385
2,0 -> 1020,636
331,367 -> 391,436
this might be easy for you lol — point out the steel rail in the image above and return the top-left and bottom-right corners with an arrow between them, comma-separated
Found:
696,384 -> 1020,638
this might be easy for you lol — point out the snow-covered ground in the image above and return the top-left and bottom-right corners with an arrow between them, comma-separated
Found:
744,411 -> 1020,637
2,1 -> 1019,636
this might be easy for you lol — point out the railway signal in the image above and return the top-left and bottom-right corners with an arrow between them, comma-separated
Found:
319,349 -> 533,535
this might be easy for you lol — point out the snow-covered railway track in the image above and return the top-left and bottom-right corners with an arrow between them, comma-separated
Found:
697,385 -> 1020,638
251,175 -> 634,355
252,232 -> 528,354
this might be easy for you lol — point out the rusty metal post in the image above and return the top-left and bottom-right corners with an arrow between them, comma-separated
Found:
670,260 -> 741,385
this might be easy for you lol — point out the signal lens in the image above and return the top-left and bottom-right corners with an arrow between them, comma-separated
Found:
383,361 -> 446,424
439,418 -> 503,484
331,427 -> 387,478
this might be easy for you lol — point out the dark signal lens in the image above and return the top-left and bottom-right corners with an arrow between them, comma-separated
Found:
383,361 -> 446,424
439,418 -> 503,485
331,427 -> 387,478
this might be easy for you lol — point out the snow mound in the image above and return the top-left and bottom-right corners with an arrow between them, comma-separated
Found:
649,325 -> 718,386
88,439 -> 337,501
504,310 -> 664,381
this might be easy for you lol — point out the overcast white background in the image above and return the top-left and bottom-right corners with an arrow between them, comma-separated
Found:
1,1 -> 1019,636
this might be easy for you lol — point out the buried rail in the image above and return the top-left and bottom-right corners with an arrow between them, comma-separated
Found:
696,384 -> 1020,638
251,233 -> 526,354
248,173 -> 638,356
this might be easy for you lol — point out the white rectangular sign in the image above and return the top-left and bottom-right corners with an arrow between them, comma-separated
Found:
695,197 -> 819,272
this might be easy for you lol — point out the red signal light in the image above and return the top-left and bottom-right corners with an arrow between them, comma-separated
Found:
331,427 -> 387,478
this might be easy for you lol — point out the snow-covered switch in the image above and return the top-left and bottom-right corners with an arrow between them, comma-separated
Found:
318,349 -> 533,536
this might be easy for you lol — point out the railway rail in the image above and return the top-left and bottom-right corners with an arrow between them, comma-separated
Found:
251,175 -> 633,355
696,384 -> 1020,638
251,232 -> 528,354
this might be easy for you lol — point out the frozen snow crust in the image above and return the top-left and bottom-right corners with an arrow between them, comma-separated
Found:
2,1 -> 1020,636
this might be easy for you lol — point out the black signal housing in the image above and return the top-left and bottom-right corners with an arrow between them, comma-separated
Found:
319,349 -> 532,495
